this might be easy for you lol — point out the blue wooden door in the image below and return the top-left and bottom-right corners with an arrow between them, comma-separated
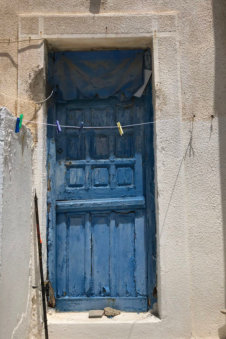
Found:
47,53 -> 155,312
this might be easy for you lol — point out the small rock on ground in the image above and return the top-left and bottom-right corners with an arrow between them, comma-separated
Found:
89,310 -> 104,318
104,307 -> 121,317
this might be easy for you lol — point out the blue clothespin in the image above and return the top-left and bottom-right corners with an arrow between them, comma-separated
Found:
56,120 -> 61,133
15,117 -> 20,133
80,121 -> 84,131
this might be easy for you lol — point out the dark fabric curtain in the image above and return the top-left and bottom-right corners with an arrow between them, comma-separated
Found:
48,50 -> 145,101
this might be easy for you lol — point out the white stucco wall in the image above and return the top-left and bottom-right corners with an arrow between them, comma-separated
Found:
0,1 -> 226,339
0,108 -> 40,339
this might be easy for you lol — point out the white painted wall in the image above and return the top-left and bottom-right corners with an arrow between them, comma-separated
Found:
0,108 -> 41,339
0,2 -> 226,338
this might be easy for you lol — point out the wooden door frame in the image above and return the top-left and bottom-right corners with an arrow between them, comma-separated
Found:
47,71 -> 154,311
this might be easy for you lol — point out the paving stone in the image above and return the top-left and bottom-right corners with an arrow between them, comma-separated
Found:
89,310 -> 104,318
104,307 -> 121,317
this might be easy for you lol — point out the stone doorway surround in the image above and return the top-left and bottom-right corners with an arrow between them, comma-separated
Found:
17,11 -> 191,338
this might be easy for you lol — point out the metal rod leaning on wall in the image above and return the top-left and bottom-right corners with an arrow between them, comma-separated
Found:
34,192 -> 49,339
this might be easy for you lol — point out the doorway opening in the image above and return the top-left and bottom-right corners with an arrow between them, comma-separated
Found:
47,49 -> 156,312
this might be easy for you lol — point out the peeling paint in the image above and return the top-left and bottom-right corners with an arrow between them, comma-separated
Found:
0,108 -> 39,339
28,66 -> 46,103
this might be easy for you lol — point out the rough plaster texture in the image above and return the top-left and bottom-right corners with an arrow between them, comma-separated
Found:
0,1 -> 225,339
0,108 -> 42,339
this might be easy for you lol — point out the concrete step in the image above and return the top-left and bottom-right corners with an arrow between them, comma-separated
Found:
47,310 -> 160,339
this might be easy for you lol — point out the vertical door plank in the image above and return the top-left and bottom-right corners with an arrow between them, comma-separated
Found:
68,215 -> 85,296
116,214 -> 136,297
56,213 -> 67,297
84,213 -> 92,295
135,210 -> 147,296
92,214 -> 110,296
109,213 -> 117,296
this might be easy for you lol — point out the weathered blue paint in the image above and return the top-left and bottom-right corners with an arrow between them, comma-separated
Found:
47,50 -> 156,312
56,197 -> 145,212
56,297 -> 147,312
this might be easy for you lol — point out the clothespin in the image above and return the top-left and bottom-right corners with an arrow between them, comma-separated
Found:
80,121 -> 84,131
19,114 -> 23,129
117,122 -> 124,136
56,120 -> 61,133
15,117 -> 20,133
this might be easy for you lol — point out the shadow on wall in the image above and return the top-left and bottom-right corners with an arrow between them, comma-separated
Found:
89,0 -> 102,13
213,2 -> 226,338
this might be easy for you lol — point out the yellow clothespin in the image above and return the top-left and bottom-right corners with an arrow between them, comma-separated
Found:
117,122 -> 124,136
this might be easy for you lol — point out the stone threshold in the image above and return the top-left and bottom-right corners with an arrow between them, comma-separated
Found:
47,310 -> 164,338
48,309 -> 160,324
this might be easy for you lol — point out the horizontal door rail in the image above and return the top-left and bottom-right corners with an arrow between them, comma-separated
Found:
56,196 -> 145,212
65,158 -> 136,167
56,296 -> 147,312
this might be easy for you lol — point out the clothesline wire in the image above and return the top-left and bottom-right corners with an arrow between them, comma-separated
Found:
0,90 -> 53,105
23,118 -> 178,129
34,90 -> 54,104
0,38 -> 44,44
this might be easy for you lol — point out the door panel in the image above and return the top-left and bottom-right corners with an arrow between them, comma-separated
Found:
54,102 -> 144,201
55,211 -> 145,299
47,80 -> 155,312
